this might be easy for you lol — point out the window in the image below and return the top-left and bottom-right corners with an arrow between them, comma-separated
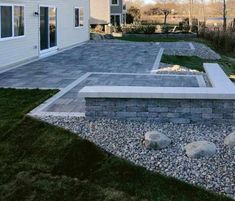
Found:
111,15 -> 120,26
75,8 -> 79,27
111,0 -> 119,6
0,4 -> 24,40
14,6 -> 24,36
75,8 -> 84,27
79,8 -> 84,27
1,6 -> 12,38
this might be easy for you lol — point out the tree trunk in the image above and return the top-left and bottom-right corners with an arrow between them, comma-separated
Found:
164,15 -> 167,25
223,0 -> 227,31
189,0 -> 194,25
233,19 -> 235,32
202,0 -> 205,24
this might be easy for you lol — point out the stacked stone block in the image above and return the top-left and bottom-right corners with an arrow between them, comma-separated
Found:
85,98 -> 235,124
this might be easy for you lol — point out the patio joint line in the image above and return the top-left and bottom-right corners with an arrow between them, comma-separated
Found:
189,42 -> 195,50
92,72 -> 198,77
196,75 -> 207,87
29,72 -> 92,115
151,48 -> 164,73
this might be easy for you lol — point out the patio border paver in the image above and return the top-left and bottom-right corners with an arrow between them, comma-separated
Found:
151,48 -> 164,73
30,72 -> 203,117
30,72 -> 92,117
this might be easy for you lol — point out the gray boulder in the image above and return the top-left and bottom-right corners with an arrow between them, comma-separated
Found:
185,141 -> 216,158
224,131 -> 235,148
144,131 -> 171,150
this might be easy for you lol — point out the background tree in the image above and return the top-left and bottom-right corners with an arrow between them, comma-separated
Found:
127,6 -> 141,24
130,0 -> 234,30
223,0 -> 227,31
145,6 -> 172,25
161,8 -> 171,25
125,0 -> 144,8
126,13 -> 134,24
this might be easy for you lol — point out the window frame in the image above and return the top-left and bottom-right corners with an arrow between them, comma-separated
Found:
111,13 -> 121,26
74,7 -> 84,28
0,3 -> 25,41
111,0 -> 119,6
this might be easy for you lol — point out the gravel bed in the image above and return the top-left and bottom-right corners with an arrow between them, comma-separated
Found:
38,116 -> 235,199
158,63 -> 203,74
161,42 -> 220,60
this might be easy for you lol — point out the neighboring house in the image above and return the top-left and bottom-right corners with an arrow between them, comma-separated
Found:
90,0 -> 126,30
110,0 -> 126,26
0,0 -> 90,71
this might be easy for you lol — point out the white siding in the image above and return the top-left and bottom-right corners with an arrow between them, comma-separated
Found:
0,0 -> 90,70
90,0 -> 110,25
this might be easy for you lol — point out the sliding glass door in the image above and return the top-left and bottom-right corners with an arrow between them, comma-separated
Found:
40,6 -> 57,53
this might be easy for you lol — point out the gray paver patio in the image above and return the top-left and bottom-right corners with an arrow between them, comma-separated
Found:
0,40 -> 212,116
0,42 -> 160,89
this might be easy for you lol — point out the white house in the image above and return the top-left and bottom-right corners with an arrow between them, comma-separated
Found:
0,0 -> 90,71
90,0 -> 126,31
90,0 -> 110,26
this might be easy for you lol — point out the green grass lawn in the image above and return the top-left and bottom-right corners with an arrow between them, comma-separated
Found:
161,55 -> 235,81
161,55 -> 206,71
0,88 -> 233,201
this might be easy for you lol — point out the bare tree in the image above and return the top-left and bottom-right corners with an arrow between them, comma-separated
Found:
144,7 -> 171,25
189,0 -> 194,25
223,0 -> 227,31
161,9 -> 171,25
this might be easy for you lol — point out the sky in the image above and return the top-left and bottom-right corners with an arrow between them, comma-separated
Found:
144,0 -> 155,4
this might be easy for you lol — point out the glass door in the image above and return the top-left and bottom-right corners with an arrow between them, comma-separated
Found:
40,6 -> 57,53
111,15 -> 120,26
49,8 -> 56,48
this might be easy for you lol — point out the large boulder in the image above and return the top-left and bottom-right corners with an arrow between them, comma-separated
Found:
144,131 -> 171,150
224,131 -> 235,148
185,141 -> 216,158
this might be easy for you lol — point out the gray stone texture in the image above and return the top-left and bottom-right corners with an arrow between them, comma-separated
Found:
162,42 -> 221,60
185,141 -> 217,158
144,131 -> 172,150
124,33 -> 197,39
0,42 -> 160,89
85,98 -> 235,124
224,131 -> 235,148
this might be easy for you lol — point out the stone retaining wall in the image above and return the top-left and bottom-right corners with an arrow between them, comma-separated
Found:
124,33 -> 197,39
85,98 -> 235,124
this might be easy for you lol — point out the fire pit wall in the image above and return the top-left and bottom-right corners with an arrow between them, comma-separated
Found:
85,98 -> 235,124
80,64 -> 235,124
